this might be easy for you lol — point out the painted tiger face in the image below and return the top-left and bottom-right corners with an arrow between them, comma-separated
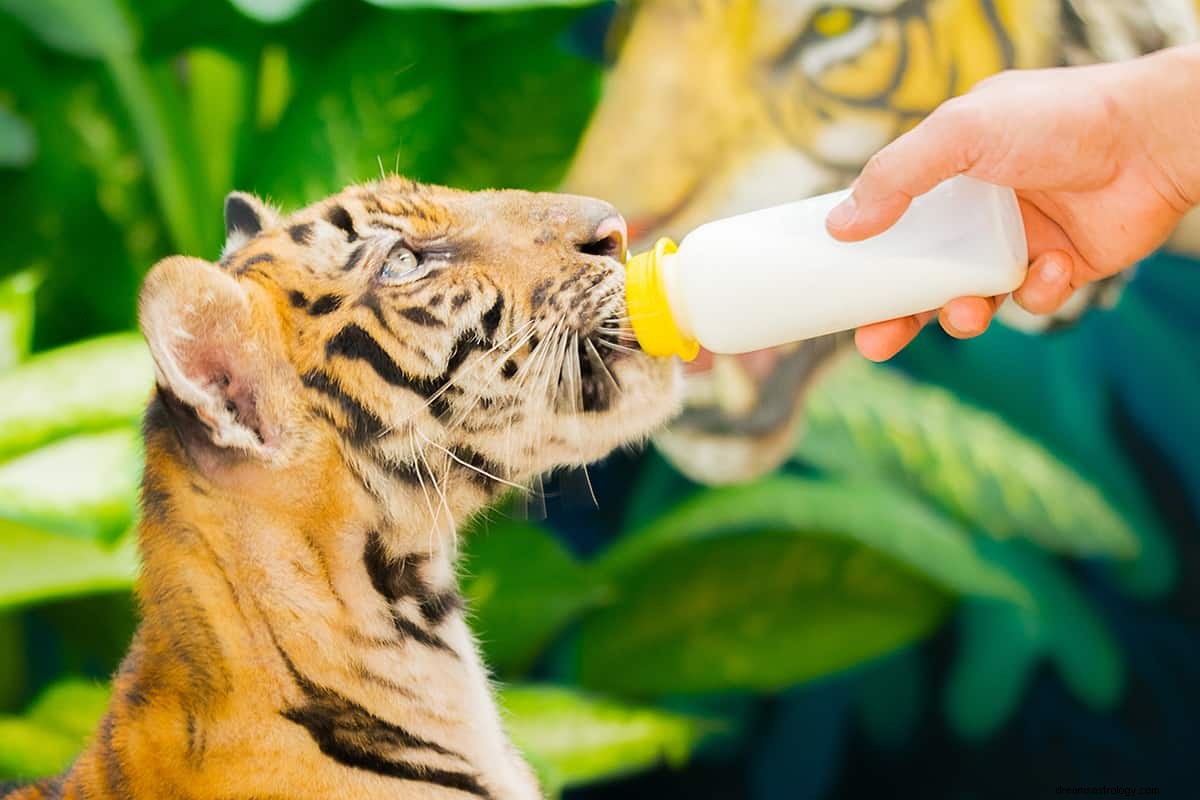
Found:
138,178 -> 680,507
566,0 -> 1056,243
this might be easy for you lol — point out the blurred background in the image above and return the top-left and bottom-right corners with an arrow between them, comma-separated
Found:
1,0 -> 1199,797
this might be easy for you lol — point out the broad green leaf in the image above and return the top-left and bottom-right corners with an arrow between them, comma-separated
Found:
0,718 -> 81,780
0,270 -> 39,370
462,518 -> 608,675
0,429 -> 142,543
187,48 -> 251,202
251,12 -> 459,207
442,11 -> 603,191
0,522 -> 138,610
500,684 -> 714,793
944,541 -> 1124,742
0,106 -> 36,168
0,0 -> 135,58
799,358 -> 1140,560
0,333 -> 152,461
228,0 -> 316,23
579,530 -> 951,695
0,614 -> 25,711
599,476 -> 1028,605
26,680 -> 111,740
0,679 -> 110,780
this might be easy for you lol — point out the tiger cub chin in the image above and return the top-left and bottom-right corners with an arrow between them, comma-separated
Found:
5,178 -> 680,800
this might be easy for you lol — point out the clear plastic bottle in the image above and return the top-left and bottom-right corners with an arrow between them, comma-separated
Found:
624,175 -> 1028,360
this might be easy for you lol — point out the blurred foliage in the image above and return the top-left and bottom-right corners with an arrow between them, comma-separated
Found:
0,0 -> 1196,797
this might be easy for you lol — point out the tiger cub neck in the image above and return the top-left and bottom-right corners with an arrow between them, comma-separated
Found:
90,407 -> 540,799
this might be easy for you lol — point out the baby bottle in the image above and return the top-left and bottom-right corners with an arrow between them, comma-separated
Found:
623,175 -> 1028,359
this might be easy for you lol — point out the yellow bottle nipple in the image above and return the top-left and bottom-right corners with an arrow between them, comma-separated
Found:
624,237 -> 700,361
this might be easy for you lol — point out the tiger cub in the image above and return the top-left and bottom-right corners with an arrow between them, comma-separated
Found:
5,179 -> 680,799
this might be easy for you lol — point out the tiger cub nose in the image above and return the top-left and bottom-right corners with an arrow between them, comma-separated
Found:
554,196 -> 628,261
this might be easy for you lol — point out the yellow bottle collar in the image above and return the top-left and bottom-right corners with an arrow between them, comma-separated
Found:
624,237 -> 700,361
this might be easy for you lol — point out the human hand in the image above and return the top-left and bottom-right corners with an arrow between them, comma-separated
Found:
825,45 -> 1200,361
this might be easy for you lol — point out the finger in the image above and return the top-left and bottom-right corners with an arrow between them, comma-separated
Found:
939,295 -> 1001,338
827,101 -> 981,242
855,310 -> 937,361
1013,250 -> 1075,315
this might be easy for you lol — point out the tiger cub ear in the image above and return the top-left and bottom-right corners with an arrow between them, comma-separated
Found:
138,255 -> 295,461
222,191 -> 281,258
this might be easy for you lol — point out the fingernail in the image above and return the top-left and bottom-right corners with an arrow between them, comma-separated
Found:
1038,257 -> 1068,284
946,304 -> 975,334
827,195 -> 857,229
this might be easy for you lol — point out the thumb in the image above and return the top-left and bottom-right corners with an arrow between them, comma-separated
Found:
826,101 -> 981,241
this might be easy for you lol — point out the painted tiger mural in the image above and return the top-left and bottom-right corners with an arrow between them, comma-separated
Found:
2,179 -> 679,799
563,0 -> 1200,485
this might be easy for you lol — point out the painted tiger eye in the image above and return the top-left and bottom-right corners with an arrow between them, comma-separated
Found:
812,6 -> 856,38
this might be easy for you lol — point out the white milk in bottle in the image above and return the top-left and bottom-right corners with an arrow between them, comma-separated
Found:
624,175 -> 1028,359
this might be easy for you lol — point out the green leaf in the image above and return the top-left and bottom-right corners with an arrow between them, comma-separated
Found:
0,429 -> 142,543
599,476 -> 1029,605
943,541 -> 1124,742
26,679 -> 111,740
0,0 -> 135,58
0,106 -> 36,168
0,679 -> 110,780
462,518 -> 607,675
579,529 -> 951,695
0,522 -> 138,610
250,12 -> 459,207
0,333 -> 152,461
798,358 -> 1141,560
442,10 -> 603,191
187,47 -> 252,202
0,718 -> 81,780
500,684 -> 714,793
0,270 -> 39,370
228,0 -> 316,23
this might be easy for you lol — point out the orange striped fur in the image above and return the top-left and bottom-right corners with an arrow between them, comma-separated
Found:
5,178 -> 680,799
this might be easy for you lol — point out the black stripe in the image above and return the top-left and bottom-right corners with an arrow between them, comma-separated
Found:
364,533 -> 427,603
364,532 -> 462,629
400,306 -> 444,327
288,290 -> 309,308
357,290 -> 394,336
326,324 -> 439,397
225,194 -> 264,237
301,369 -> 387,445
308,294 -> 344,315
235,252 -> 275,275
451,291 -> 471,310
325,204 -> 358,241
271,641 -> 484,796
501,359 -> 518,379
289,222 -> 314,245
451,445 -> 505,491
419,590 -> 464,626
530,278 -> 553,311
343,243 -> 367,272
481,294 -> 504,342
98,713 -> 134,794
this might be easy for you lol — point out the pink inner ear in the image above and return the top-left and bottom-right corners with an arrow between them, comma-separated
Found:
182,342 -> 271,448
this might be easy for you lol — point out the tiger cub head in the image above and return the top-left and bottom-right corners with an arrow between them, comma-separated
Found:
137,178 -> 680,510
